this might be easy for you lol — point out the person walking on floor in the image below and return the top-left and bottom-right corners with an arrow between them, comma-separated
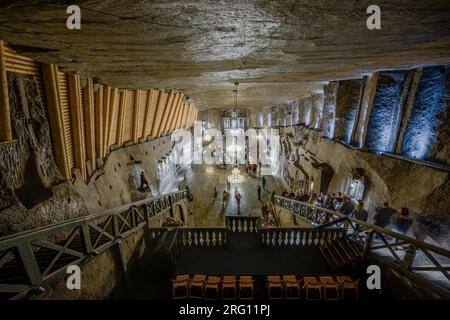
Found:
257,185 -> 262,200
262,176 -> 267,190
235,191 -> 242,213
213,186 -> 218,200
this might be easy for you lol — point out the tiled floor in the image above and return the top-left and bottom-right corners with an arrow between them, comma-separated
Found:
180,165 -> 286,227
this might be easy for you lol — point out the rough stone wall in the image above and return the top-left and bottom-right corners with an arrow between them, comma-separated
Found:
402,66 -> 450,165
0,73 -> 87,236
280,126 -> 450,247
334,79 -> 362,143
365,71 -> 407,152
0,73 -> 179,236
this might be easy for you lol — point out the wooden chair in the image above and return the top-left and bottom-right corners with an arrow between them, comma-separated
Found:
336,276 -> 359,300
319,276 -> 340,300
267,275 -> 283,299
189,274 -> 206,299
302,276 -> 322,300
283,275 -> 300,299
172,275 -> 189,299
222,276 -> 237,300
239,276 -> 254,300
204,276 -> 221,300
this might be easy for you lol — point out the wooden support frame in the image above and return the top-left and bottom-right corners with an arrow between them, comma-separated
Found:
172,95 -> 184,130
68,74 -> 87,181
180,103 -> 189,129
83,78 -> 96,172
142,89 -> 153,138
116,90 -> 127,147
102,86 -> 111,155
150,90 -> 164,138
95,85 -> 104,158
132,89 -> 141,143
156,90 -> 175,137
0,40 -> 12,142
162,92 -> 180,135
106,88 -> 118,151
186,104 -> 194,128
42,64 -> 70,179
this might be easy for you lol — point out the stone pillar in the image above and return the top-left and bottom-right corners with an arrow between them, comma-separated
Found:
400,66 -> 450,164
321,81 -> 338,139
364,71 -> 409,152
334,79 -> 363,143
311,93 -> 324,129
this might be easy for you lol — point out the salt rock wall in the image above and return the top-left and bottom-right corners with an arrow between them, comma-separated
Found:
0,73 -> 87,236
280,126 -> 450,247
0,73 -> 178,236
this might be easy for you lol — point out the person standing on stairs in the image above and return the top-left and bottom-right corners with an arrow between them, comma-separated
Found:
257,185 -> 262,200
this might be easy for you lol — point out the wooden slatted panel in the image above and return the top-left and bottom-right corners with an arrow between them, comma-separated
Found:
151,90 -> 168,137
123,89 -> 134,143
79,81 -> 86,153
58,71 -> 74,172
3,44 -> 40,76
137,90 -> 148,140
109,89 -> 120,146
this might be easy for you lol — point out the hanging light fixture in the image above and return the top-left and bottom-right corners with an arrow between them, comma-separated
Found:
228,167 -> 244,184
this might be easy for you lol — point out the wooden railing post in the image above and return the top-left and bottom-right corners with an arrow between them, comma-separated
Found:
362,230 -> 375,263
0,40 -> 12,142
401,245 -> 417,272
16,243 -> 41,286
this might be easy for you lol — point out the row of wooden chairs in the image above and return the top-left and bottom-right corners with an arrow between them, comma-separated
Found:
267,275 -> 359,300
172,275 -> 254,300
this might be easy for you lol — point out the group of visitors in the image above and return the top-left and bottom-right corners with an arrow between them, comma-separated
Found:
280,189 -> 413,234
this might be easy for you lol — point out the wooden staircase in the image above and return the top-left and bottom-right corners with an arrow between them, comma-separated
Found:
320,239 -> 362,272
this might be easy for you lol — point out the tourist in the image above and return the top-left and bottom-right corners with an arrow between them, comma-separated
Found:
339,196 -> 354,216
299,193 -> 309,202
227,180 -> 231,190
351,201 -> 368,231
235,192 -> 242,213
374,201 -> 397,228
308,193 -> 318,205
282,190 -> 288,197
324,195 -> 334,210
222,190 -> 229,206
392,207 -> 413,235
213,186 -> 218,199
257,185 -> 262,200
262,176 -> 267,190
289,190 -> 295,198
271,190 -> 276,201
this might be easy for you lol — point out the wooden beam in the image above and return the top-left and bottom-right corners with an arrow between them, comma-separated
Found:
150,90 -> 165,138
175,101 -> 185,129
95,85 -> 104,158
116,90 -> 127,147
142,89 -> 153,138
0,40 -> 12,142
170,94 -> 183,131
83,77 -> 96,172
106,88 -> 118,151
186,104 -> 194,128
102,86 -> 111,155
156,90 -> 175,137
41,64 -> 70,179
162,92 -> 180,135
68,74 -> 86,181
132,89 -> 141,143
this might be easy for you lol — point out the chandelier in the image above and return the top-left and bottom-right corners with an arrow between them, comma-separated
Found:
228,167 -> 244,184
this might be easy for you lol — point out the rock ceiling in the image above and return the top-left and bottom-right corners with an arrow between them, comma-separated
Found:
0,0 -> 449,110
